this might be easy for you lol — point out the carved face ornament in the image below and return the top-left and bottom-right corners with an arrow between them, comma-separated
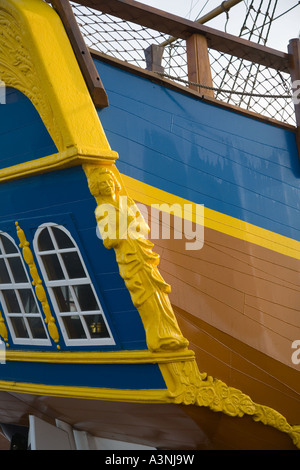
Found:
98,173 -> 116,198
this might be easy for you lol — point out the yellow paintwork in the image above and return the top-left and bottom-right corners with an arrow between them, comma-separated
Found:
0,0 -> 299,449
0,379 -> 170,403
84,165 -> 190,353
122,173 -> 300,261
15,221 -> 60,347
5,349 -> 195,364
0,309 -> 8,346
0,0 -> 117,162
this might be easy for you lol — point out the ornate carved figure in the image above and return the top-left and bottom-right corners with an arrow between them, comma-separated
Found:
86,166 -> 189,352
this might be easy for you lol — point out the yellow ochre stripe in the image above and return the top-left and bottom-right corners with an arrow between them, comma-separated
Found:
0,380 -> 169,403
121,173 -> 300,261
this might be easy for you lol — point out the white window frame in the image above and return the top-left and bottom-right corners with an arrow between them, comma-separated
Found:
33,223 -> 115,347
0,232 -> 51,346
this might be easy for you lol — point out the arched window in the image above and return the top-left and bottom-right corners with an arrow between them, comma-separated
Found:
34,223 -> 115,346
0,232 -> 50,345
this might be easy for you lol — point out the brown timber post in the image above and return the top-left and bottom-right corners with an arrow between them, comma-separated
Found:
50,0 -> 109,108
186,34 -> 214,98
288,38 -> 300,160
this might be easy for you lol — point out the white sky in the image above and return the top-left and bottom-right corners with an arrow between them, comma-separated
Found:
140,0 -> 300,52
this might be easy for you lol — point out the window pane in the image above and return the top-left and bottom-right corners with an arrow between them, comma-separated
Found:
62,315 -> 86,339
51,227 -> 74,249
41,254 -> 64,280
61,252 -> 86,279
73,284 -> 98,311
38,228 -> 54,252
10,317 -> 29,338
53,286 -> 76,312
0,236 -> 17,254
84,314 -> 109,338
18,289 -> 39,313
0,259 -> 10,284
2,290 -> 21,313
8,257 -> 27,283
27,317 -> 47,339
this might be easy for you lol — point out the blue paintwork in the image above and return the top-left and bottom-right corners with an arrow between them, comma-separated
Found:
0,360 -> 166,390
0,88 -> 167,391
94,59 -> 300,242
0,88 -> 57,169
0,88 -> 147,354
1,62 -> 299,391
0,168 -> 148,352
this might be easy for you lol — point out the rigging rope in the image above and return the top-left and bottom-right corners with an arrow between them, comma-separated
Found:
157,72 -> 292,99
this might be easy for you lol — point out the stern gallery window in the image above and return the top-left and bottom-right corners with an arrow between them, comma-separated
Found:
0,232 -> 50,345
34,223 -> 114,346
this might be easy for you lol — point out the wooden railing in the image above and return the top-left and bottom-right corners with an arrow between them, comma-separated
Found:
49,0 -> 300,157
288,39 -> 300,157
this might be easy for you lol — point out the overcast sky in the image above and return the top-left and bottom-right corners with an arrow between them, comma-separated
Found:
140,0 -> 300,52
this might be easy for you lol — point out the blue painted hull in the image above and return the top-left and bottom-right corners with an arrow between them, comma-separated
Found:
94,58 -> 300,242
0,59 -> 299,449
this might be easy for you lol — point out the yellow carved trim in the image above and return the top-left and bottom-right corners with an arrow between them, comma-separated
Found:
159,361 -> 300,449
83,164 -> 189,353
0,0 -> 116,167
0,380 -> 169,404
122,173 -> 300,261
15,221 -> 60,347
0,0 -> 297,450
0,308 -> 8,344
5,348 -> 195,364
82,165 -> 300,448
0,354 -> 299,448
0,148 -> 118,183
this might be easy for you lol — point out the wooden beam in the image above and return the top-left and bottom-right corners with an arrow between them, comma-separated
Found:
186,34 -> 214,97
288,38 -> 300,160
72,0 -> 290,73
50,0 -> 109,108
90,48 -> 296,132
161,0 -> 243,47
196,0 -> 243,24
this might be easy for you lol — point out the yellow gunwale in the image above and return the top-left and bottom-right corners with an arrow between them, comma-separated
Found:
5,349 -> 194,364
121,173 -> 300,261
0,379 -> 169,403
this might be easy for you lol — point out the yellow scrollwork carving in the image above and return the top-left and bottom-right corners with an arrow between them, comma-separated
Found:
0,0 -> 117,175
15,221 -> 60,347
159,361 -> 300,449
84,164 -> 189,352
0,1 -> 64,151
0,308 -> 8,345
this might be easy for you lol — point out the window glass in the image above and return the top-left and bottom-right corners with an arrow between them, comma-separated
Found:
19,289 -> 39,314
84,314 -> 109,339
2,290 -> 21,313
8,257 -> 28,283
62,315 -> 86,339
0,233 -> 50,345
34,224 -> 114,346
52,227 -> 74,249
0,235 -> 17,254
74,285 -> 98,311
37,228 -> 54,252
61,252 -> 86,279
27,317 -> 48,339
11,317 -> 29,338
52,286 -> 76,312
0,259 -> 10,284
41,254 -> 64,280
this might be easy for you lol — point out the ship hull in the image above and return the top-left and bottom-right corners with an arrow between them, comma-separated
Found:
0,0 -> 299,450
